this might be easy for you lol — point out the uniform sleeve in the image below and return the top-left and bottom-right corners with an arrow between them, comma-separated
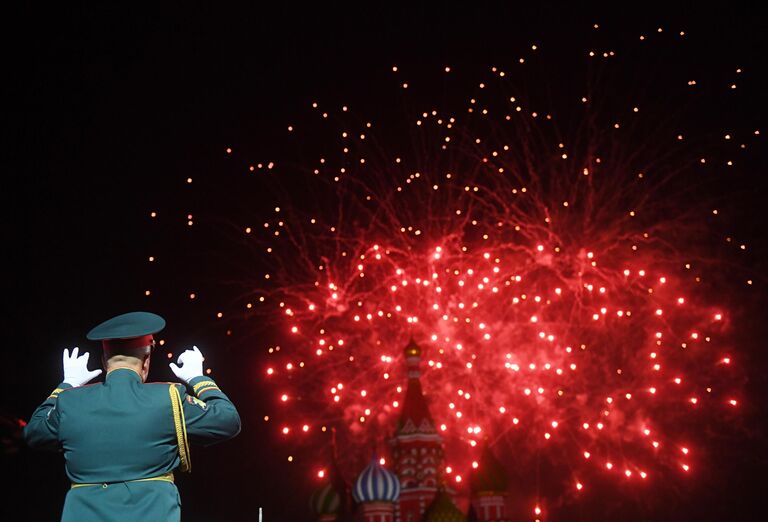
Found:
180,376 -> 241,446
23,382 -> 72,450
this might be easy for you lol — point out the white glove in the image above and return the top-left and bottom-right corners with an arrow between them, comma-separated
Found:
62,347 -> 103,387
169,346 -> 205,384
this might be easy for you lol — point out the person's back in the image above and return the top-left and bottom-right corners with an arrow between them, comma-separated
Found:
57,370 -> 184,483
24,312 -> 240,522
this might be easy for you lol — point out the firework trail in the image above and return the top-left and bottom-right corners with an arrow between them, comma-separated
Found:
147,22 -> 758,513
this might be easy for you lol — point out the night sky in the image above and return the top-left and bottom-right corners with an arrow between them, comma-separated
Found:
3,4 -> 767,521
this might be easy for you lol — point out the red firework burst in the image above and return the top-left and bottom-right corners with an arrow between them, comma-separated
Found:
146,22 -> 757,515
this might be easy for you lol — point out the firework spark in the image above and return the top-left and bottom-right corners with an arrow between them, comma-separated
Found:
147,22 -> 755,513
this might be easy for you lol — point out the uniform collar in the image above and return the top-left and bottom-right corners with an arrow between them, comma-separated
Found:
106,367 -> 143,382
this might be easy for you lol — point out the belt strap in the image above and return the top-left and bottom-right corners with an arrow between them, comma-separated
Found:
71,471 -> 174,489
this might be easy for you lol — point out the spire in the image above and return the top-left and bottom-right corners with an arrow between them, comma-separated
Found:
396,338 -> 437,436
390,338 -> 444,519
404,337 -> 422,378
469,444 -> 509,494
468,444 -> 509,522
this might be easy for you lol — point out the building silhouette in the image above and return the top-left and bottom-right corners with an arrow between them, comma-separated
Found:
310,340 -> 512,522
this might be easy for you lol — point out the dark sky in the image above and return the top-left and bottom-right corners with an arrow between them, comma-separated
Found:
2,3 -> 767,521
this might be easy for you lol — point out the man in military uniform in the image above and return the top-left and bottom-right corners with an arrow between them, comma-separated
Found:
24,311 -> 241,521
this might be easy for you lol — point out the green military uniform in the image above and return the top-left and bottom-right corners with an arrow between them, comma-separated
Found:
24,312 -> 241,521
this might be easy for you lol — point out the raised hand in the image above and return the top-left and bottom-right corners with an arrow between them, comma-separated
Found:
169,346 -> 205,384
62,347 -> 103,387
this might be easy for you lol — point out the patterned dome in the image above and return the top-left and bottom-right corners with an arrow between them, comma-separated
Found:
352,458 -> 400,503
309,482 -> 340,516
425,489 -> 466,522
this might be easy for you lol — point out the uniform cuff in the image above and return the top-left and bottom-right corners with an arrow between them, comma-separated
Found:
189,376 -> 221,396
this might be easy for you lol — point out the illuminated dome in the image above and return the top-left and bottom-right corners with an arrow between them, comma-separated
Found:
424,489 -> 466,522
309,482 -> 340,516
352,458 -> 400,503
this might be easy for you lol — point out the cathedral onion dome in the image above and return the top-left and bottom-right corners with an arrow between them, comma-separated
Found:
425,489 -> 466,522
309,482 -> 340,516
469,445 -> 509,494
352,458 -> 400,503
